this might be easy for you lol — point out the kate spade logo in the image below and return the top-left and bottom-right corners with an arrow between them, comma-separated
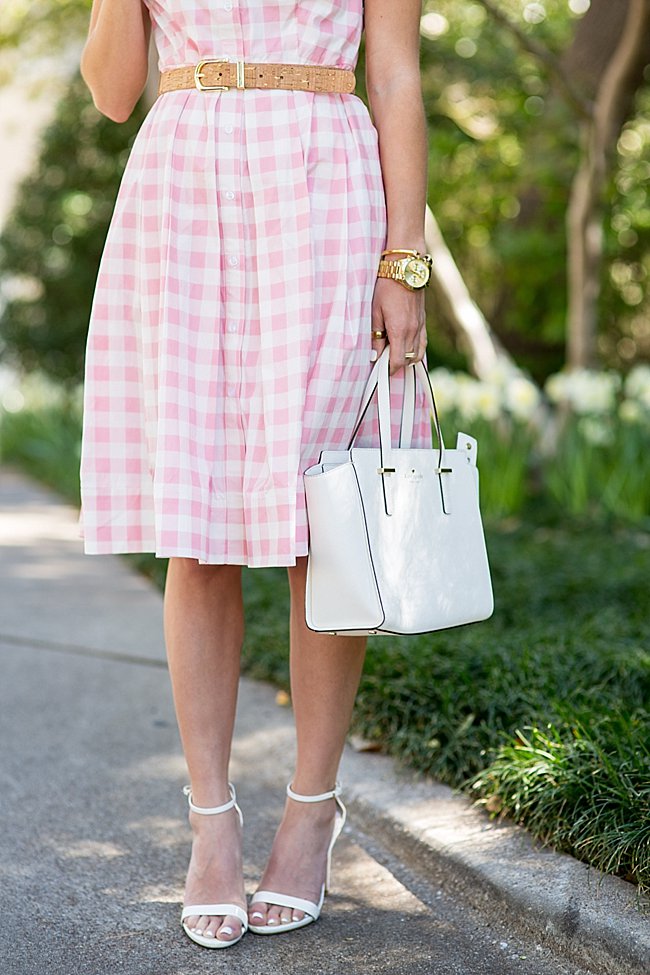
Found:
404,468 -> 423,482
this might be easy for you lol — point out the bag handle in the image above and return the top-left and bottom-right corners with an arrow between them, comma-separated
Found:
347,348 -> 449,516
348,348 -> 446,453
348,351 -> 417,451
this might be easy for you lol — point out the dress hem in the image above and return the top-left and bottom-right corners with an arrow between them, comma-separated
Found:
81,541 -> 308,569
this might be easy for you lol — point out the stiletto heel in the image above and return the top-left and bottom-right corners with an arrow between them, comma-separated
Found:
180,783 -> 248,949
249,780 -> 346,935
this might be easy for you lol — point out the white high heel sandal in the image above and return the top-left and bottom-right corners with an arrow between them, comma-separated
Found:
249,780 -> 347,935
180,783 -> 248,949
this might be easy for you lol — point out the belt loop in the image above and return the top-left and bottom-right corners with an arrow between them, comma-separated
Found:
236,59 -> 245,89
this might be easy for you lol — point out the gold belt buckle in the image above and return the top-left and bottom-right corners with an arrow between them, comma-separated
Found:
194,57 -> 246,91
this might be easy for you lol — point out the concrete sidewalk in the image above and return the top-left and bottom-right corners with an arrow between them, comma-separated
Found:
0,466 -> 647,975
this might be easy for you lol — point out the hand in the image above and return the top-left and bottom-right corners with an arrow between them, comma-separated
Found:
370,277 -> 427,375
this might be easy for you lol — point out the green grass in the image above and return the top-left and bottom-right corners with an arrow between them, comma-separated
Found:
2,397 -> 648,895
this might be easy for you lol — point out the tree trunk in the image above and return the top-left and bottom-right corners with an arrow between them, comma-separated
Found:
486,0 -> 650,361
566,0 -> 650,368
424,206 -> 519,380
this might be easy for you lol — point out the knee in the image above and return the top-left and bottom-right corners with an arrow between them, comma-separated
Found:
168,557 -> 242,590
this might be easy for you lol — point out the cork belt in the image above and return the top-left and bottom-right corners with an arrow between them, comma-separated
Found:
158,59 -> 356,96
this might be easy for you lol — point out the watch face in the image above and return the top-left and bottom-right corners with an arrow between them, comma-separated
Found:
404,257 -> 431,289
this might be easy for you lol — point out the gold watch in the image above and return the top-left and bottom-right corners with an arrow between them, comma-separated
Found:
377,249 -> 433,291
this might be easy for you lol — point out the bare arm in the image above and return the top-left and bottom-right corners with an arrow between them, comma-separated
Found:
364,0 -> 429,371
80,0 -> 152,123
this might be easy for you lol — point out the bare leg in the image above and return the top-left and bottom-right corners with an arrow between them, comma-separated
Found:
164,557 -> 246,943
249,555 -> 367,928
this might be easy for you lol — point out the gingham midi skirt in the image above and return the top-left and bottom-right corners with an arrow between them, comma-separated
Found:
79,0 -> 431,567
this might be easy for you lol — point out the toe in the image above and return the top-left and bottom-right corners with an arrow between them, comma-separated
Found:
266,905 -> 283,927
202,915 -> 220,939
279,907 -> 293,925
292,909 -> 305,924
216,914 -> 242,942
249,902 -> 267,926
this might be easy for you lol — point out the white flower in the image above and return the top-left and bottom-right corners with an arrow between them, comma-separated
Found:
475,382 -> 501,421
482,360 -> 512,391
577,417 -> 614,446
455,376 -> 501,421
544,371 -> 569,405
624,364 -> 650,401
619,399 -> 643,424
428,368 -> 459,413
503,376 -> 541,421
544,369 -> 619,415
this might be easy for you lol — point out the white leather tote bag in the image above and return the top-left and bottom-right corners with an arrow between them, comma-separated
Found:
303,348 -> 494,636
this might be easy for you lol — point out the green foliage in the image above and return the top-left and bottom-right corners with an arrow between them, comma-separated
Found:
0,378 -> 82,500
471,717 -> 650,888
0,70 -> 147,385
601,87 -> 650,363
545,413 -> 650,522
419,1 -> 650,375
0,0 -> 89,56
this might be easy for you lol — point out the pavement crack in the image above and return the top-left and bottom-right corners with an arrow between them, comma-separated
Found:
0,631 -> 168,669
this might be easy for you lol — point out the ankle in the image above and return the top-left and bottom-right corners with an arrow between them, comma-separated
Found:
282,798 -> 336,831
185,783 -> 234,808
288,776 -> 339,797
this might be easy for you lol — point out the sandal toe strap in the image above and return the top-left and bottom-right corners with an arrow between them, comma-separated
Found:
250,889 -> 320,919
182,903 -> 248,928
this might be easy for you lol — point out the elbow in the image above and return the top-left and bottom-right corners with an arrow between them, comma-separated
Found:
366,70 -> 422,109
94,98 -> 136,124
80,60 -> 145,124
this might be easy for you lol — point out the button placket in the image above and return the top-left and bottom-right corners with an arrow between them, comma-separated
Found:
215,0 -> 246,503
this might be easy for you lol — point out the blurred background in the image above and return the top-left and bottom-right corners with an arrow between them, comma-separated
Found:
0,0 -> 648,896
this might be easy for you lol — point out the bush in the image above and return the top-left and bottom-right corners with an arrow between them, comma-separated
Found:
0,70 -> 147,386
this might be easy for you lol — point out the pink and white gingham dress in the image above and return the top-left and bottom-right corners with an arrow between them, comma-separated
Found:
79,0 -> 430,567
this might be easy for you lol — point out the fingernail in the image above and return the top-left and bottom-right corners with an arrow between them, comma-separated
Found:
267,918 -> 277,925
220,926 -> 233,936
204,930 -> 215,938
251,912 -> 264,920
194,928 -> 203,935
370,349 -> 378,362
292,914 -> 301,921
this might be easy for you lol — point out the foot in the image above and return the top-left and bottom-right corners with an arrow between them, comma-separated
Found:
183,803 -> 246,943
249,795 -> 339,929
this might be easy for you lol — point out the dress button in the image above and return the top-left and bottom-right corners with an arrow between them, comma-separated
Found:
227,384 -> 236,397
224,1 -> 233,9
228,255 -> 239,267
224,190 -> 235,200
228,323 -> 237,333
224,124 -> 234,134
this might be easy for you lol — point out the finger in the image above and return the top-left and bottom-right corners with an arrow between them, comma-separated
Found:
388,335 -> 418,374
370,324 -> 388,361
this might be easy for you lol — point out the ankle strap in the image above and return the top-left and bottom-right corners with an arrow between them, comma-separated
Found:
286,780 -> 342,803
183,782 -> 242,824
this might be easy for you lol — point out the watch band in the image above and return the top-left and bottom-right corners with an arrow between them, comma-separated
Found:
377,258 -> 408,282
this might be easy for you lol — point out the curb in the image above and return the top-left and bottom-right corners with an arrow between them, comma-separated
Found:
339,745 -> 649,975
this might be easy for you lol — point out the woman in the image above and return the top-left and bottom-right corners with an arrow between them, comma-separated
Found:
79,0 -> 431,949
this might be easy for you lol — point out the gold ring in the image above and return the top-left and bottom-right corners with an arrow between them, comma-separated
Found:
372,329 -> 387,339
404,351 -> 416,359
